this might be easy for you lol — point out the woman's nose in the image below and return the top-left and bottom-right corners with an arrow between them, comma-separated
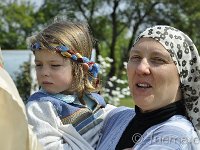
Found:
135,58 -> 150,75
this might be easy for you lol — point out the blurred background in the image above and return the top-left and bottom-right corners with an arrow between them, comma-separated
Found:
1,0 -> 200,106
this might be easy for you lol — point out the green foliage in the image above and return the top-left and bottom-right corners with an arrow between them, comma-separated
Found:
2,0 -> 200,103
14,61 -> 31,103
0,1 -> 36,49
119,97 -> 134,107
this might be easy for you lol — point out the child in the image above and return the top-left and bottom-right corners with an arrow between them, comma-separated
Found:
26,19 -> 114,150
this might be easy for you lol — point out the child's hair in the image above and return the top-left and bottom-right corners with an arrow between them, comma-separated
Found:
27,18 -> 100,97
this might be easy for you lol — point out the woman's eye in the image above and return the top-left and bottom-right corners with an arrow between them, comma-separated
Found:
129,55 -> 141,62
151,57 -> 167,64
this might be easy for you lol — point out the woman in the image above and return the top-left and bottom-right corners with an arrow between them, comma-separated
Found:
96,25 -> 200,150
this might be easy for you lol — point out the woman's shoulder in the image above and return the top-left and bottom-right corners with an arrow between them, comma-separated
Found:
101,106 -> 135,137
109,106 -> 135,116
162,115 -> 196,133
104,106 -> 135,123
96,107 -> 135,150
134,115 -> 200,149
135,115 -> 199,149
146,115 -> 197,138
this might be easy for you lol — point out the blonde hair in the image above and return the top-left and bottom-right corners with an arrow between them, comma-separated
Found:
27,19 -> 99,97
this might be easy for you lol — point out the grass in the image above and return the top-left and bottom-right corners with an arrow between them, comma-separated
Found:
119,96 -> 134,107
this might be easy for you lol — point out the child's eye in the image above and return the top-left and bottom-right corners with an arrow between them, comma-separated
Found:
35,64 -> 42,70
51,65 -> 61,67
35,64 -> 42,67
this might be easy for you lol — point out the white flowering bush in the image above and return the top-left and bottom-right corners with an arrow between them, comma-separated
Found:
97,55 -> 130,106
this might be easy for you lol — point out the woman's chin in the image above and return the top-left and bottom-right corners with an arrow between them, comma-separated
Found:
134,96 -> 155,108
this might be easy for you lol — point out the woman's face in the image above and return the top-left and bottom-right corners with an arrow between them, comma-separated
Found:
127,38 -> 182,112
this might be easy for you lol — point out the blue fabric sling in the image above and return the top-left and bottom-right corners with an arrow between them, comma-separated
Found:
28,90 -> 106,132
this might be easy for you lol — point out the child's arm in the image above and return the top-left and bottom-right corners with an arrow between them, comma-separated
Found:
26,100 -> 94,150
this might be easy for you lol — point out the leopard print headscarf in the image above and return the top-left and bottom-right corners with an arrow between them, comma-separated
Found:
135,25 -> 200,137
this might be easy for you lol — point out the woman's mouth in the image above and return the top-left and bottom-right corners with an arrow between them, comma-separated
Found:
136,83 -> 152,88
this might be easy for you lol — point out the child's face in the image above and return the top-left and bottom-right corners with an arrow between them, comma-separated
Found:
34,49 -> 73,94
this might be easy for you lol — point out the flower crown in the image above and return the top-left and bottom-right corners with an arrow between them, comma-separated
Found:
30,41 -> 99,78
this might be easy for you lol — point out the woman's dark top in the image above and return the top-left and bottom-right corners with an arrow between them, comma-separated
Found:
116,100 -> 186,150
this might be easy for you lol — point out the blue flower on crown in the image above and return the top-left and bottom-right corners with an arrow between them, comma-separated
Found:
31,41 -> 41,50
56,45 -> 69,52
30,41 -> 100,79
71,54 -> 77,60
82,57 -> 90,63
89,63 -> 100,78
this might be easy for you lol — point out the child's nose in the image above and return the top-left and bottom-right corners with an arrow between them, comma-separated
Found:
41,67 -> 50,77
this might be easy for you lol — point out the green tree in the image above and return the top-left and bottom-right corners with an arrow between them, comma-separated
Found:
14,61 -> 31,102
36,0 -> 200,79
0,1 -> 36,49
3,0 -> 200,104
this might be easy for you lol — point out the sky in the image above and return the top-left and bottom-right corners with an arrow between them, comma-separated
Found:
29,0 -> 43,9
1,50 -> 32,80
